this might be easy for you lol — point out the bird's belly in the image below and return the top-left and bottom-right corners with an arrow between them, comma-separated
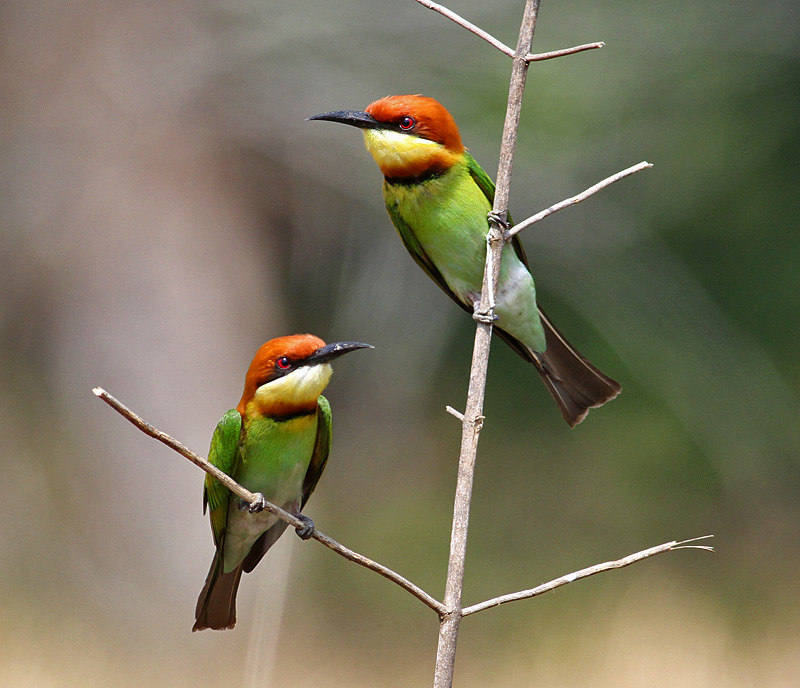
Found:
223,417 -> 317,569
494,257 -> 546,352
395,192 -> 545,352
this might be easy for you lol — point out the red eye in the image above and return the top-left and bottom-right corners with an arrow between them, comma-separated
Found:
399,116 -> 415,130
276,357 -> 291,370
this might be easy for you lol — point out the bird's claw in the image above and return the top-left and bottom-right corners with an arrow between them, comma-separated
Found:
473,309 -> 499,324
294,514 -> 315,540
487,210 -> 510,229
248,494 -> 267,513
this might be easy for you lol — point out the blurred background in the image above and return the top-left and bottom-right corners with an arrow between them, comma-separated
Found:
1,0 -> 798,685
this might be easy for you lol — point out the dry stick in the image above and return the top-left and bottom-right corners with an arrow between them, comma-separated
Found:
92,387 -> 445,616
527,42 -> 604,61
415,0 -> 603,64
463,536 -> 714,617
415,0 -> 515,57
431,2 -> 541,687
506,161 -> 653,238
94,384 -> 709,622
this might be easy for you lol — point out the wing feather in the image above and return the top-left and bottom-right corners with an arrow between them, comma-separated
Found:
203,409 -> 242,548
301,396 -> 333,507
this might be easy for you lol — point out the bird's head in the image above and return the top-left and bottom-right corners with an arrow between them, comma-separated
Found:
237,334 -> 372,418
309,95 -> 464,180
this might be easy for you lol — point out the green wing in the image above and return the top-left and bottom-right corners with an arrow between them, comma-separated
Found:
464,151 -> 530,268
465,150 -> 546,363
301,396 -> 332,508
385,153 -> 531,312
385,197 -> 474,318
202,408 -> 242,547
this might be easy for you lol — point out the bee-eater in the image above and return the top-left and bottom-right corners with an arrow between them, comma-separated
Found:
309,95 -> 620,426
193,334 -> 372,631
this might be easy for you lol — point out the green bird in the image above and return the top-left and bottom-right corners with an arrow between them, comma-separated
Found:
193,334 -> 371,631
309,95 -> 620,426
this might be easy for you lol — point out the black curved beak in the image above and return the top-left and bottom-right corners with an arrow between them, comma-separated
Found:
307,110 -> 382,130
303,341 -> 374,366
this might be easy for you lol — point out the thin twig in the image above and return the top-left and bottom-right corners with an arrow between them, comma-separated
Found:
462,536 -> 714,617
93,387 -> 445,616
415,0 -> 514,57
445,406 -> 465,421
93,387 -> 260,505
526,41 -> 605,61
506,161 -> 653,238
433,3 -> 541,687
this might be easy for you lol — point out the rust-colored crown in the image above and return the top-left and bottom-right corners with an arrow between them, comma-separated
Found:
237,334 -> 326,415
366,95 -> 464,152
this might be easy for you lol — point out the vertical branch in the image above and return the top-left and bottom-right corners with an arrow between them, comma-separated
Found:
432,2 -> 541,687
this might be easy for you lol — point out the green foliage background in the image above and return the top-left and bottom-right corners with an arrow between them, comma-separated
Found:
1,1 -> 797,685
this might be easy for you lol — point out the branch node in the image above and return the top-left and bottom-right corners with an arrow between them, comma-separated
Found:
469,414 -> 485,432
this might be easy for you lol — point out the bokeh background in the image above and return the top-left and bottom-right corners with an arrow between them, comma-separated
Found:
1,0 -> 798,685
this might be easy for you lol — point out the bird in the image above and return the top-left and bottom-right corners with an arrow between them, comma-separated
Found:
308,95 -> 620,426
193,334 -> 372,631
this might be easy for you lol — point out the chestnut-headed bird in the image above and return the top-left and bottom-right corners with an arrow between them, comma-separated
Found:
309,95 -> 619,426
193,334 -> 372,631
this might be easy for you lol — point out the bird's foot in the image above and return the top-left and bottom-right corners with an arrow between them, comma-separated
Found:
472,308 -> 499,324
248,493 -> 267,513
294,514 -> 315,540
487,210 -> 510,229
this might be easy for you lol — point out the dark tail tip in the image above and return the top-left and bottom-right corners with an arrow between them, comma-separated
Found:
537,359 -> 621,427
193,555 -> 243,631
534,309 -> 621,427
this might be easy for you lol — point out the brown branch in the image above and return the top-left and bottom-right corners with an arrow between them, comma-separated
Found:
526,41 -> 605,61
415,0 -> 603,66
92,387 -> 446,616
415,0 -> 514,57
93,387 -> 260,505
505,161 -> 653,238
462,536 -> 714,617
432,2 -> 541,687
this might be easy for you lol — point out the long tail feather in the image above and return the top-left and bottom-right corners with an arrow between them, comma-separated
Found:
193,551 -> 243,631
494,307 -> 620,426
533,308 -> 621,427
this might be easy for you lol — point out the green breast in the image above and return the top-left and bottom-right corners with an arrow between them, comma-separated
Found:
238,413 -> 318,503
385,162 -> 491,298
221,412 -> 318,571
383,160 -> 546,352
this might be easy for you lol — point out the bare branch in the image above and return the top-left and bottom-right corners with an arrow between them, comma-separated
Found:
462,536 -> 714,617
93,387 -> 261,507
506,161 -> 653,238
312,530 -> 446,615
415,0 -> 514,57
93,387 -> 446,616
526,41 -> 604,62
433,2 -> 541,686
